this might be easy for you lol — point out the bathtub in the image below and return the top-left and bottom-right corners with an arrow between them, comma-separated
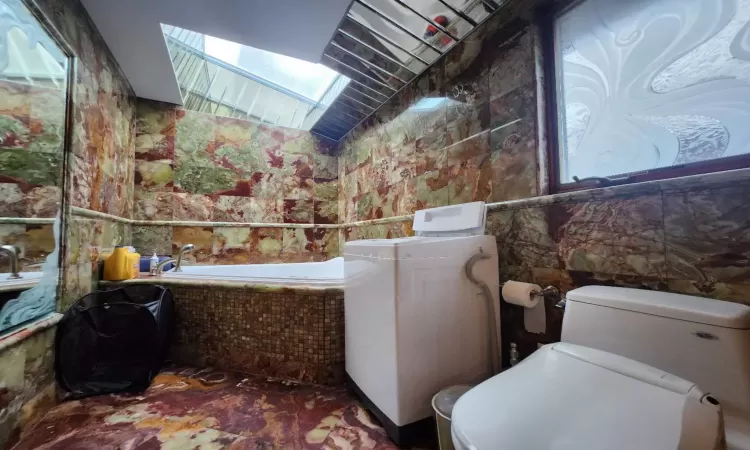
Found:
162,257 -> 344,287
0,272 -> 46,292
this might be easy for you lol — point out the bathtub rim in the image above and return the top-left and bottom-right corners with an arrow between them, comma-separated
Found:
98,276 -> 344,293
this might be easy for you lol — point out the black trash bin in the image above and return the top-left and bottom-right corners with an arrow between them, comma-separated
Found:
55,285 -> 174,399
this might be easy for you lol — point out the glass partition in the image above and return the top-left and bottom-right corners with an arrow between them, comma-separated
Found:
0,0 -> 70,333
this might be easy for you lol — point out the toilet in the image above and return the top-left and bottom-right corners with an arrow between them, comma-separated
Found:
451,286 -> 750,449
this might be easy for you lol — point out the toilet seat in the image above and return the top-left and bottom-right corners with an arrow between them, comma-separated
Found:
451,343 -> 725,450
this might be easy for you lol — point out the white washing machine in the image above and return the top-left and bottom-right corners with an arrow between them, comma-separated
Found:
343,202 -> 500,445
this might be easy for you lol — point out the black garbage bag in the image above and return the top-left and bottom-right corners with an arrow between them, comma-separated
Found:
55,285 -> 174,399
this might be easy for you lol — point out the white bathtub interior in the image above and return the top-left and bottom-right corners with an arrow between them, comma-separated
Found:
0,272 -> 45,289
162,257 -> 344,286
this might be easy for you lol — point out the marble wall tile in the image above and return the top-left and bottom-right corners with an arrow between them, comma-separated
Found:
487,28 -> 536,100
0,325 -> 56,449
214,115 -> 253,149
173,193 -> 214,221
70,155 -> 92,209
312,228 -> 339,258
414,129 -> 447,177
283,199 -> 314,224
446,101 -> 490,145
664,185 -> 750,284
281,160 -> 314,201
487,207 -> 560,271
135,159 -> 173,192
414,169 -> 451,210
281,228 -> 315,255
0,148 -> 61,186
313,153 -> 338,181
0,184 -> 58,219
26,185 -> 59,217
212,227 -> 252,264
314,177 -> 338,224
314,201 -> 339,225
553,194 -> 667,277
132,225 -> 172,256
489,81 -> 537,131
27,85 -> 64,155
133,189 -> 173,221
0,81 -> 31,137
247,228 -> 283,263
135,100 -> 336,232
0,183 -> 26,217
666,279 -> 750,306
135,99 -> 175,161
445,129 -> 491,168
172,226 -> 214,264
213,196 -> 269,223
172,159 -> 235,195
449,154 -> 493,205
175,109 -> 216,161
490,116 -> 538,202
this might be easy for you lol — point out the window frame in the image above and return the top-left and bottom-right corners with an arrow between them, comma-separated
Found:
540,0 -> 750,193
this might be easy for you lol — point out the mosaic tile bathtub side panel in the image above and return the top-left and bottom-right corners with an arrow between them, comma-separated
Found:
169,286 -> 345,385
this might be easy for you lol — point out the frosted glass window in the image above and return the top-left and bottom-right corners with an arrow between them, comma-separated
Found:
554,0 -> 750,183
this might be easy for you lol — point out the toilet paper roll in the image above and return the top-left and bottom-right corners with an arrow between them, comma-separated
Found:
502,280 -> 546,334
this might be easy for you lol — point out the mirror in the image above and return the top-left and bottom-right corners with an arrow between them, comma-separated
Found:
0,0 -> 69,333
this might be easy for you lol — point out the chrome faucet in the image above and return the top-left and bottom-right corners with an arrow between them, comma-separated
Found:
154,244 -> 194,276
155,258 -> 176,276
175,244 -> 194,272
0,245 -> 21,279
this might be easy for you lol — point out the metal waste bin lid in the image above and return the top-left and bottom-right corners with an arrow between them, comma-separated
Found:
432,385 -> 473,420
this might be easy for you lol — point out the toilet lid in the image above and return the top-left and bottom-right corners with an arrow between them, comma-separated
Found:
451,343 -> 724,450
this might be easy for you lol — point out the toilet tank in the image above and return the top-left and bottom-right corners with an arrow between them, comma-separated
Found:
562,286 -> 750,420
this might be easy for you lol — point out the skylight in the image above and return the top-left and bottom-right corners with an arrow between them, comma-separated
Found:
162,24 -> 349,131
204,35 -> 339,102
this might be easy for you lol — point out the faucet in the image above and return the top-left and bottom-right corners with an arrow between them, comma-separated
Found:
155,258 -> 176,276
175,244 -> 194,272
0,245 -> 21,279
154,244 -> 194,276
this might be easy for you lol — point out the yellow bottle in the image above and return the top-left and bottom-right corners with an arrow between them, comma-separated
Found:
103,246 -> 141,281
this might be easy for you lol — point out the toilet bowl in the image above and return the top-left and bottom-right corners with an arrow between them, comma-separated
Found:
451,286 -> 750,449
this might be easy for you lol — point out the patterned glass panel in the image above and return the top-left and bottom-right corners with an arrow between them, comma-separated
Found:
555,0 -> 750,183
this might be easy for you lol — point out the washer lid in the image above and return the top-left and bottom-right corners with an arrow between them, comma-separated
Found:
451,344 -> 724,450
413,202 -> 486,237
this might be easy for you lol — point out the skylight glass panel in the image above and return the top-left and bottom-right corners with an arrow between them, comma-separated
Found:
203,34 -> 340,102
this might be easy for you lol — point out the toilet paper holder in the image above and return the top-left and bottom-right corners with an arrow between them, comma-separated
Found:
500,283 -> 560,300
531,285 -> 560,299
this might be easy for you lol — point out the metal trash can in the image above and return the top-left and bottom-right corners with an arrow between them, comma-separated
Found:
432,385 -> 472,450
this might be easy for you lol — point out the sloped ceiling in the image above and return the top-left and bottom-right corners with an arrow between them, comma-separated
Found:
80,0 -> 352,104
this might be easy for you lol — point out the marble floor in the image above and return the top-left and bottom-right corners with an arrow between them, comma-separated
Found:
12,366 -> 426,449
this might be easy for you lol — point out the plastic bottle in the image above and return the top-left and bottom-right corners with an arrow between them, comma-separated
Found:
103,246 -> 141,281
149,253 -> 159,276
